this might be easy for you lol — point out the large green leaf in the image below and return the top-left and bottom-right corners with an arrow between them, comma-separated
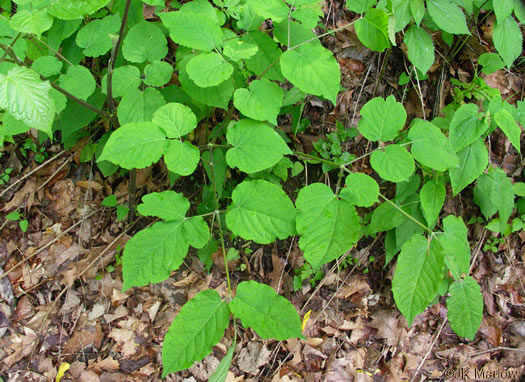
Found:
162,290 -> 230,376
164,140 -> 200,176
449,103 -> 488,152
495,109 -> 521,152
447,277 -> 483,340
144,60 -> 173,87
392,235 -> 445,325
493,15 -> 523,67
354,8 -> 390,52
233,79 -> 283,124
98,122 -> 167,169
226,180 -> 296,244
296,183 -> 361,268
370,144 -> 415,182
427,0 -> 469,34
58,65 -> 96,101
160,11 -> 223,51
340,173 -> 379,207
117,88 -> 166,125
408,120 -> 458,171
137,191 -> 189,221
0,67 -> 54,136
494,0 -> 514,21
226,119 -> 292,173
152,103 -> 197,139
102,65 -> 141,98
230,281 -> 303,340
438,215 -> 470,280
49,0 -> 111,20
186,52 -> 233,88
75,14 -> 120,57
420,177 -> 445,227
280,43 -> 340,104
10,9 -> 53,38
122,21 -> 168,63
449,138 -> 488,196
404,25 -> 434,74
246,0 -> 289,22
241,31 -> 284,81
358,95 -> 406,142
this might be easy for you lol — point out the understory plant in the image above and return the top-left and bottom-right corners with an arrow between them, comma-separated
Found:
0,0 -> 523,378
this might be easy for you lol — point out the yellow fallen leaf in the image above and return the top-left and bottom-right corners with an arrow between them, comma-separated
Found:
301,310 -> 312,331
56,362 -> 70,382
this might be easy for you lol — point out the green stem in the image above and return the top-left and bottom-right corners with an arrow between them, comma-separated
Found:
288,19 -> 360,51
378,193 -> 431,233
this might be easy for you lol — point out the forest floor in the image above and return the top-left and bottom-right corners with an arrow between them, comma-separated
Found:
1,2 -> 525,382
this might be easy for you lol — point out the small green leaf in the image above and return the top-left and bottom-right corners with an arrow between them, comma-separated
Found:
449,139 -> 488,196
31,56 -> 63,77
280,44 -> 340,104
160,11 -> 223,51
137,191 -> 189,221
19,219 -> 28,232
59,65 -> 96,101
355,8 -> 390,52
438,215 -> 470,280
10,9 -> 53,38
370,144 -> 415,182
246,0 -> 289,22
226,119 -> 292,173
358,95 -> 406,142
102,194 -> 117,207
122,21 -> 168,63
162,290 -> 230,376
223,40 -> 258,61
164,140 -> 200,176
102,65 -> 141,98
410,0 -> 425,25
152,103 -> 197,139
493,15 -> 523,67
273,20 -> 318,47
117,205 -> 129,221
117,88 -> 166,125
296,183 -> 361,268
6,211 -> 21,221
340,173 -> 379,207
99,122 -> 167,169
447,277 -> 483,340
230,281 -> 304,340
513,182 -> 525,197
368,201 -> 405,233
49,0 -> 111,20
420,177 -> 445,227
242,31 -> 284,81
408,120 -> 458,171
233,79 -> 283,124
144,60 -> 174,87
209,342 -> 235,382
478,52 -> 505,74
494,109 -> 521,152
346,0 -> 377,13
404,25 -> 434,74
226,180 -> 297,244
183,216 -> 210,249
449,104 -> 488,152
392,235 -> 445,325
186,52 -> 234,88
427,0 -> 469,35
75,14 -> 121,57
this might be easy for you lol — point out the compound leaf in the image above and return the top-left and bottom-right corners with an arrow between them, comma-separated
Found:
164,140 -> 200,176
447,277 -> 483,340
186,52 -> 233,88
117,87 -> 166,125
449,138 -> 488,196
230,281 -> 303,340
438,215 -> 470,280
370,144 -> 415,182
226,180 -> 296,244
404,25 -> 434,74
296,183 -> 361,268
137,191 -> 189,221
358,95 -> 406,141
162,290 -> 230,375
122,21 -> 168,63
160,11 -> 223,51
233,79 -> 283,124
427,0 -> 469,34
153,103 -> 197,139
340,173 -> 379,207
76,14 -> 120,57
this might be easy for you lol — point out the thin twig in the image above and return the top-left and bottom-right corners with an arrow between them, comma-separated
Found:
35,156 -> 72,192
409,318 -> 447,382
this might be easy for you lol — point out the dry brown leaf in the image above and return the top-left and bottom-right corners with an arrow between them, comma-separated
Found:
367,310 -> 402,347
237,341 -> 271,375
1,179 -> 36,211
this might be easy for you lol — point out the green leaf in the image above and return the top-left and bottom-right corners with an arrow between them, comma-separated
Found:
438,215 -> 470,280
370,144 -> 415,182
392,235 -> 445,325
368,201 -> 405,233
223,40 -> 259,62
420,177 -> 445,227
31,56 -> 63,77
226,119 -> 292,173
426,0 -> 469,35
233,79 -> 283,124
449,139 -> 488,196
493,15 -> 523,67
122,21 -> 168,63
358,95 -> 406,141
273,20 -> 318,47
404,25 -> 434,74
340,173 -> 379,207
242,31 -> 284,81
209,343 -> 235,382
513,182 -> 525,197
447,277 -> 483,340
515,0 -> 525,23
0,67 -> 54,136
410,0 -> 425,25
280,43 -> 340,104
49,0 -> 111,20
137,191 -> 189,221
183,216 -> 210,249
160,11 -> 223,51
494,109 -> 521,152
47,19 -> 82,50
478,52 -> 505,74
164,140 -> 200,176
117,87 -> 166,125
75,14 -> 120,57
346,0 -> 376,13
246,0 -> 289,22
186,52 -> 233,88
474,167 -> 514,232
162,290 -> 230,376
152,103 -> 197,139
408,120 -> 458,171
296,183 -> 361,268
144,60 -> 173,87
226,180 -> 297,244
354,8 -> 390,52
102,65 -> 141,98
101,194 -> 117,207
230,281 -> 303,340
58,65 -> 96,100
494,0 -> 514,21
391,0 -> 411,31
99,122 -> 167,169
449,103 -> 488,152
291,0 -> 324,28
10,9 -> 53,38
